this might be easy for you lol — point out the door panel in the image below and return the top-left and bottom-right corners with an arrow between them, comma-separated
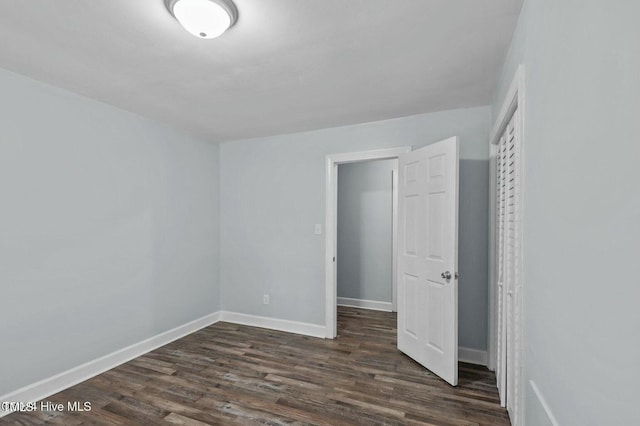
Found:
403,195 -> 419,256
397,137 -> 459,386
404,273 -> 420,337
426,280 -> 444,352
495,107 -> 523,425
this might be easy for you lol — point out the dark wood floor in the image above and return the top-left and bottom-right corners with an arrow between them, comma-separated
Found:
2,307 -> 510,425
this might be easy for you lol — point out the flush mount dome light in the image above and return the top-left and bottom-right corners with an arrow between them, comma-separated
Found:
165,0 -> 238,39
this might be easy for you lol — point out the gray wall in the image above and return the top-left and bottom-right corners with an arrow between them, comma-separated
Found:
337,159 -> 395,304
0,68 -> 221,396
493,1 -> 640,424
220,106 -> 491,351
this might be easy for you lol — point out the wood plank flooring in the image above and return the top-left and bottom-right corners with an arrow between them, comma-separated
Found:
2,307 -> 510,425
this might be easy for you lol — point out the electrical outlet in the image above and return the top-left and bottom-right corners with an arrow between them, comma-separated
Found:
263,294 -> 269,305
314,224 -> 322,235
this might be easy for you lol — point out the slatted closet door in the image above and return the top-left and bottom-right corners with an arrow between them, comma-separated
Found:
495,123 -> 507,406
495,108 -> 522,425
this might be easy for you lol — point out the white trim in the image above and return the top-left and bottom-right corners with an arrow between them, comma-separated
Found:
325,154 -> 338,338
220,311 -> 326,339
487,146 -> 498,371
0,311 -> 221,418
325,147 -> 410,165
529,381 -> 559,426
325,147 -> 412,338
337,297 -> 393,312
458,347 -> 488,366
0,307 -> 488,420
0,310 -> 325,417
391,167 -> 398,312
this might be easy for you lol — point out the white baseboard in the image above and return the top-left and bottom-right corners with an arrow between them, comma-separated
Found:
528,380 -> 559,426
337,297 -> 393,312
219,311 -> 326,339
0,310 -> 325,417
459,347 -> 488,366
0,311 -> 221,418
1,309 -> 480,419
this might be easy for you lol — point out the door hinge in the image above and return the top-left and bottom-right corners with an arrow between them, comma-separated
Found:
333,257 -> 336,262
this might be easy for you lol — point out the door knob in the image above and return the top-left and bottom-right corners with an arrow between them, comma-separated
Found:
441,271 -> 452,280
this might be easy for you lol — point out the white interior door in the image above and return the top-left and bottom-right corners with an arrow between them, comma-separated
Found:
397,137 -> 459,386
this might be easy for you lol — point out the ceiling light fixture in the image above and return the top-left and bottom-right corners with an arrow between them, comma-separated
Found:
165,0 -> 238,39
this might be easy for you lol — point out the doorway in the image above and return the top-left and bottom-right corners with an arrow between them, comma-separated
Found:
324,147 -> 411,338
336,158 -> 398,313
325,138 -> 461,387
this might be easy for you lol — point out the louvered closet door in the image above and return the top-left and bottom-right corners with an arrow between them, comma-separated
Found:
495,108 -> 522,425
495,127 -> 508,406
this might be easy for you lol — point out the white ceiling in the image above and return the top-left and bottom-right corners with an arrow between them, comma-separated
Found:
0,0 -> 522,142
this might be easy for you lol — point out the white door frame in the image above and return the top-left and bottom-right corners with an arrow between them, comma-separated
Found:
325,147 -> 412,338
488,64 -> 524,370
391,168 -> 398,312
